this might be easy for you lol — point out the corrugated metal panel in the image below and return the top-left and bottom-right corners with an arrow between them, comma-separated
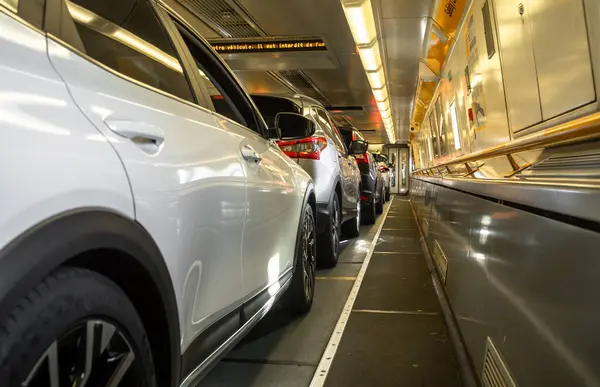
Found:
521,148 -> 600,178
275,70 -> 331,107
182,0 -> 261,38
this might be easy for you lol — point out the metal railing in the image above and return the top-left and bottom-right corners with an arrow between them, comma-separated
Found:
413,112 -> 600,175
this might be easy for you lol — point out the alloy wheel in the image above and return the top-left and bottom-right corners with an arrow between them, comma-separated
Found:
302,211 -> 316,300
23,320 -> 141,387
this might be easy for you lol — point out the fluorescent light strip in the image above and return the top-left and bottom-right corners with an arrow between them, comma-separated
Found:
342,0 -> 394,143
373,86 -> 389,102
358,41 -> 381,71
342,0 -> 377,45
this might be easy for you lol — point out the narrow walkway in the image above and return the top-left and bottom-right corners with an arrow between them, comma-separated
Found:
321,198 -> 462,387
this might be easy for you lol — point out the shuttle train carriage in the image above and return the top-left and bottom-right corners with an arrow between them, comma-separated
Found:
405,0 -> 600,386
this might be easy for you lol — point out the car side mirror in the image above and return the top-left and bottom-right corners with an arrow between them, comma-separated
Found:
349,140 -> 369,155
275,113 -> 316,140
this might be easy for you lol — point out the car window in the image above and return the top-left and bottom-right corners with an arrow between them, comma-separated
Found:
64,0 -> 195,103
175,22 -> 267,132
329,117 -> 349,154
252,95 -> 302,129
316,108 -> 346,153
339,129 -> 352,148
5,0 -> 45,29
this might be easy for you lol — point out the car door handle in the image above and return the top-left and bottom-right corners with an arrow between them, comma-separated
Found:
104,117 -> 165,147
241,144 -> 262,164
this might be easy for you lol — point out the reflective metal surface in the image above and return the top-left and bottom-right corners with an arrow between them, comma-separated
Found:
411,177 -> 600,387
0,12 -> 134,249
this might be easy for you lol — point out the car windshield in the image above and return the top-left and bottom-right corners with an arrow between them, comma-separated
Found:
251,95 -> 302,128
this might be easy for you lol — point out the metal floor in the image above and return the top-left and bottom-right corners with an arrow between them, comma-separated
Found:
198,197 -> 462,387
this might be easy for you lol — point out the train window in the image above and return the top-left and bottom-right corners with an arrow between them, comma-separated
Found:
435,95 -> 449,156
428,114 -> 440,158
482,0 -> 496,59
450,101 -> 461,150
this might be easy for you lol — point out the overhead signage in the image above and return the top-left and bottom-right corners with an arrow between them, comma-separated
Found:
212,39 -> 326,53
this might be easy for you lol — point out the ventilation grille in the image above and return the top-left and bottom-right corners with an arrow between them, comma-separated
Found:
183,0 -> 262,38
482,338 -> 516,387
522,149 -> 600,178
272,70 -> 330,106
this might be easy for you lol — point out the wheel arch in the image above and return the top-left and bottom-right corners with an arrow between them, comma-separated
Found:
0,209 -> 181,386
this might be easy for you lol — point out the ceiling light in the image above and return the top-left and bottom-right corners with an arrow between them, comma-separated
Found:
380,109 -> 391,120
376,100 -> 389,111
358,40 -> 382,71
341,0 -> 395,144
341,0 -> 377,45
372,86 -> 388,102
366,68 -> 385,89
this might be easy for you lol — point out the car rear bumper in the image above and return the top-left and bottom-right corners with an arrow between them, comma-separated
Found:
360,174 -> 376,204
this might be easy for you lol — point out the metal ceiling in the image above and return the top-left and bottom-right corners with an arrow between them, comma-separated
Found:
173,0 -> 432,144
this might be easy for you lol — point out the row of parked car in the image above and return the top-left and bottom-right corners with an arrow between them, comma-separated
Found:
0,0 -> 392,385
251,95 -> 393,268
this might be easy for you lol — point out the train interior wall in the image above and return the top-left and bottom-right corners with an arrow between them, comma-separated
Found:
409,177 -> 600,387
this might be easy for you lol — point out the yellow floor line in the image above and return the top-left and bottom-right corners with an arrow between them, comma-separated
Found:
315,276 -> 357,281
352,309 -> 438,316
373,251 -> 422,255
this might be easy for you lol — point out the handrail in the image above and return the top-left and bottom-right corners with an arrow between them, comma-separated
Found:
414,112 -> 600,172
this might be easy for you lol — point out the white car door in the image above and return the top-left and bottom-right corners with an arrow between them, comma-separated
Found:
47,0 -> 245,350
173,23 -> 302,298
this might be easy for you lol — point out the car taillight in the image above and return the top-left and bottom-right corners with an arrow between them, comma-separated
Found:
354,153 -> 368,164
277,136 -> 327,160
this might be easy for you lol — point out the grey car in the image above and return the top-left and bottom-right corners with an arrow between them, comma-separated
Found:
252,94 -> 366,267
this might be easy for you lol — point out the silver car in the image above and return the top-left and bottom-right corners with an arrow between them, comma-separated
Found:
0,1 -> 318,385
252,95 -> 365,267
373,153 -> 392,201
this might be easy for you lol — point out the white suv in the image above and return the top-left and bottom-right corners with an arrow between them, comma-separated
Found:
0,1 -> 319,385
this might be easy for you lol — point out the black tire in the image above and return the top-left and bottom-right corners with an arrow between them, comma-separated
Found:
0,267 -> 156,387
385,187 -> 391,201
341,197 -> 360,238
376,189 -> 384,214
281,202 -> 317,314
362,196 -> 376,225
317,193 -> 341,268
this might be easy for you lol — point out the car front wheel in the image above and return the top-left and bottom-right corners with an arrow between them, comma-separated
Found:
0,267 -> 157,387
